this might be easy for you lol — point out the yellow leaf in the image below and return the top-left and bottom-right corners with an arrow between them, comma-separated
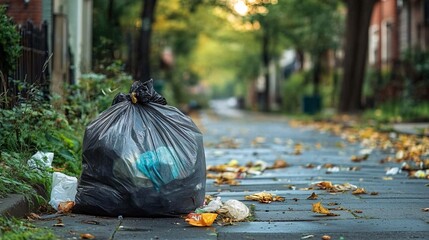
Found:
312,202 -> 331,214
245,192 -> 285,203
352,188 -> 367,195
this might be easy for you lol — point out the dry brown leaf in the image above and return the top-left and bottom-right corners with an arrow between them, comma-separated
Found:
322,235 -> 332,240
214,177 -> 239,186
307,192 -> 319,200
422,208 -> 429,212
80,233 -> 95,239
27,212 -> 40,220
351,154 -> 368,162
58,201 -> 75,213
312,202 -> 331,214
315,181 -> 334,190
269,159 -> 289,169
370,192 -> 379,195
245,192 -> 285,203
53,219 -> 64,227
354,210 -> 363,213
352,188 -> 367,195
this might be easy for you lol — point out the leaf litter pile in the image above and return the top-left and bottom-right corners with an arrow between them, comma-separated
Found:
290,120 -> 429,179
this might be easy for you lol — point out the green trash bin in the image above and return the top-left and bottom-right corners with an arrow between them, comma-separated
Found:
302,95 -> 321,115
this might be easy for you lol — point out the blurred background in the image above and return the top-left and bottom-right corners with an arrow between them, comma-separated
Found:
1,0 -> 428,121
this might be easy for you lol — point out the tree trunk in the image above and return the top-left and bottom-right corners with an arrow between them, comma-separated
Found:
338,0 -> 377,113
136,0 -> 157,82
262,27 -> 270,112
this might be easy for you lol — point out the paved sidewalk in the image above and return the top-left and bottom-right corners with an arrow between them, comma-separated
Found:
29,105 -> 429,239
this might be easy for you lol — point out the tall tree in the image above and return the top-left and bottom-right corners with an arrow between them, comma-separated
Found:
136,0 -> 157,82
338,0 -> 377,112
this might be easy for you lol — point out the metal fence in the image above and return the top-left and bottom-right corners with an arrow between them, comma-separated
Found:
1,21 -> 50,108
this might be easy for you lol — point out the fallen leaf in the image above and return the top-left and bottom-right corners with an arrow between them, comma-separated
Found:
383,176 -> 394,180
352,188 -> 367,195
185,213 -> 218,227
322,235 -> 331,240
370,192 -> 379,195
422,208 -> 429,212
58,201 -> 75,213
27,213 -> 40,220
53,219 -> 64,227
351,154 -> 368,162
312,202 -> 331,215
354,210 -> 363,213
269,159 -> 289,169
294,143 -> 303,155
304,163 -> 315,169
245,192 -> 285,203
307,192 -> 319,200
315,181 -> 334,190
80,233 -> 95,239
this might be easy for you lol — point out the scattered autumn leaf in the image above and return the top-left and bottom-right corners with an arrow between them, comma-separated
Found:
268,159 -> 289,169
58,201 -> 75,213
315,181 -> 334,190
354,210 -> 363,213
370,192 -> 379,195
322,235 -> 332,240
245,192 -> 285,203
80,233 -> 95,239
53,219 -> 64,227
351,154 -> 368,162
352,188 -> 367,195
307,192 -> 319,200
312,202 -> 336,215
27,213 -> 40,220
294,143 -> 303,155
422,208 -> 429,212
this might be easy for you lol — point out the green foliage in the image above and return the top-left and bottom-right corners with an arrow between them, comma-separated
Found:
64,61 -> 132,126
0,152 -> 51,201
363,101 -> 429,123
0,84 -> 81,202
0,6 -> 21,73
281,71 -> 312,113
0,217 -> 55,240
0,84 -> 81,175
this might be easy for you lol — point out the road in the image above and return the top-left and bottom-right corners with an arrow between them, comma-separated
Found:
34,100 -> 429,239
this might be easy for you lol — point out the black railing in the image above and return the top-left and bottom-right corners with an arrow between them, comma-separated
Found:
1,21 -> 50,108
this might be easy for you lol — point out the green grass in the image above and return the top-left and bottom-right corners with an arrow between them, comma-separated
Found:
0,217 -> 56,240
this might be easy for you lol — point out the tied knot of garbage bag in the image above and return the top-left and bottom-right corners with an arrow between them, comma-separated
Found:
112,79 -> 167,105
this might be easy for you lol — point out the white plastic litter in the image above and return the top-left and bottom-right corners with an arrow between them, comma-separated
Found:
218,199 -> 250,221
201,197 -> 223,212
27,151 -> 54,169
386,167 -> 401,175
49,172 -> 78,210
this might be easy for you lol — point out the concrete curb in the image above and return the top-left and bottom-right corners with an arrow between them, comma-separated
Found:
0,194 -> 35,218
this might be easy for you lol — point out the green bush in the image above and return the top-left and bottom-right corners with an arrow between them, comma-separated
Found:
281,71 -> 312,113
64,61 -> 132,126
0,85 -> 81,200
0,6 -> 21,74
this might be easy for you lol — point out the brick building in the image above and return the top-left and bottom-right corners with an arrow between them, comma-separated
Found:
368,0 -> 429,68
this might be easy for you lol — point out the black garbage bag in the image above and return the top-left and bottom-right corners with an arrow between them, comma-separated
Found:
74,79 -> 206,217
